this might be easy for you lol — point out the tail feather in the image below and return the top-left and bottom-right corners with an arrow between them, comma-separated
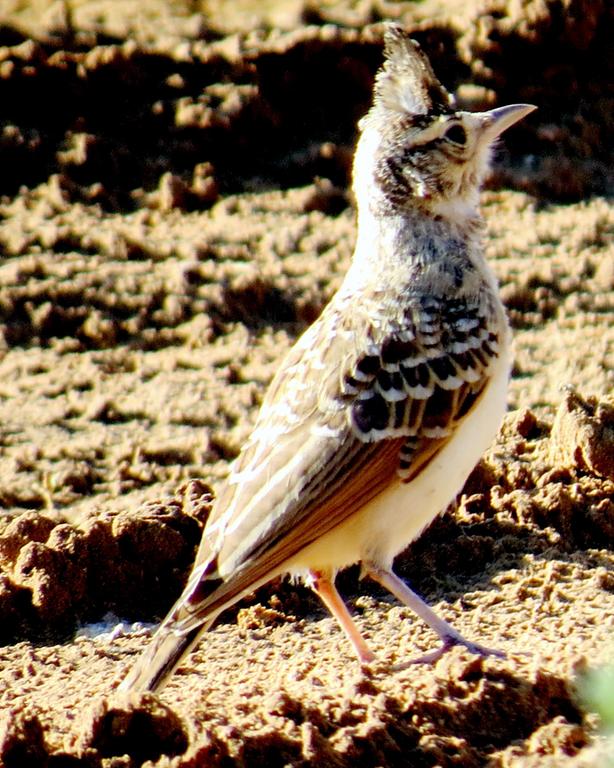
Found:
118,550 -> 264,694
118,616 -> 214,694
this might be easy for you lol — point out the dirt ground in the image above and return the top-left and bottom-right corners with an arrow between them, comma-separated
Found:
0,0 -> 612,766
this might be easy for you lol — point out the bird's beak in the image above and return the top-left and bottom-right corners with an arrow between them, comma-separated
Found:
481,103 -> 537,139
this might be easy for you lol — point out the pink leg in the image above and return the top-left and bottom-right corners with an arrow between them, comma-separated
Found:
365,563 -> 505,666
309,570 -> 376,665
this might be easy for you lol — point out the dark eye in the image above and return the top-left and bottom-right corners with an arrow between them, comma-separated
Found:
444,124 -> 467,145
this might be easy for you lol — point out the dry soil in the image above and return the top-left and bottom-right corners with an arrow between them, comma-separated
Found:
0,1 -> 612,766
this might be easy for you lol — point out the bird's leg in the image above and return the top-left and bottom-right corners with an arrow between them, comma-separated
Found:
308,569 -> 376,665
364,563 -> 506,666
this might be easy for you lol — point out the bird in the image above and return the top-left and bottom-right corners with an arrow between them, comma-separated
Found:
119,24 -> 536,694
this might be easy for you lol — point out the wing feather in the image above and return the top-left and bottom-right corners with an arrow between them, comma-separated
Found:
173,288 -> 504,628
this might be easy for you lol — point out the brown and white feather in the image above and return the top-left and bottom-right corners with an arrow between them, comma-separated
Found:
118,23 -> 535,694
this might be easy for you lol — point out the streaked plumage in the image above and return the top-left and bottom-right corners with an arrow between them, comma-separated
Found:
119,25 -> 535,694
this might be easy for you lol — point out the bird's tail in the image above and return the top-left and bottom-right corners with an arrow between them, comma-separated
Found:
118,612 -> 215,694
118,545 -> 268,693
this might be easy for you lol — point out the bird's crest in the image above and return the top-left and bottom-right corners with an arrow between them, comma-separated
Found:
374,25 -> 453,116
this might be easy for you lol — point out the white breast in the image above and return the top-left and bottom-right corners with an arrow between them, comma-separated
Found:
287,344 -> 510,574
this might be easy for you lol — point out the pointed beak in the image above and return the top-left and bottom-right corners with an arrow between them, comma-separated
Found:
481,103 -> 537,139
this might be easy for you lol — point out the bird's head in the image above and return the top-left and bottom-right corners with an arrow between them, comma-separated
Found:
353,25 -> 535,225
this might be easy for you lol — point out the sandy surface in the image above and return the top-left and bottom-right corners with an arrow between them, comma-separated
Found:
0,0 -> 612,765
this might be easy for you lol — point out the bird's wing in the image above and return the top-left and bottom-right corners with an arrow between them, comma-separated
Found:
172,291 -> 502,625
177,289 -> 504,624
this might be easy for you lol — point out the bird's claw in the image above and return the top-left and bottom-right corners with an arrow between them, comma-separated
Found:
391,634 -> 507,672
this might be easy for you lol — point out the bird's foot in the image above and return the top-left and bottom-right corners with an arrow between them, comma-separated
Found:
358,647 -> 378,666
391,633 -> 506,671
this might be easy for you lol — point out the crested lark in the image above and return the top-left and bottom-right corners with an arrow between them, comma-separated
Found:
120,25 -> 535,694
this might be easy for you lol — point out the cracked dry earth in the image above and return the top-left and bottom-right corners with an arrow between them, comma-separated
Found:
0,1 -> 613,766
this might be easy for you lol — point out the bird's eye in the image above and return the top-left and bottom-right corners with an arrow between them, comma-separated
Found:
444,124 -> 467,145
